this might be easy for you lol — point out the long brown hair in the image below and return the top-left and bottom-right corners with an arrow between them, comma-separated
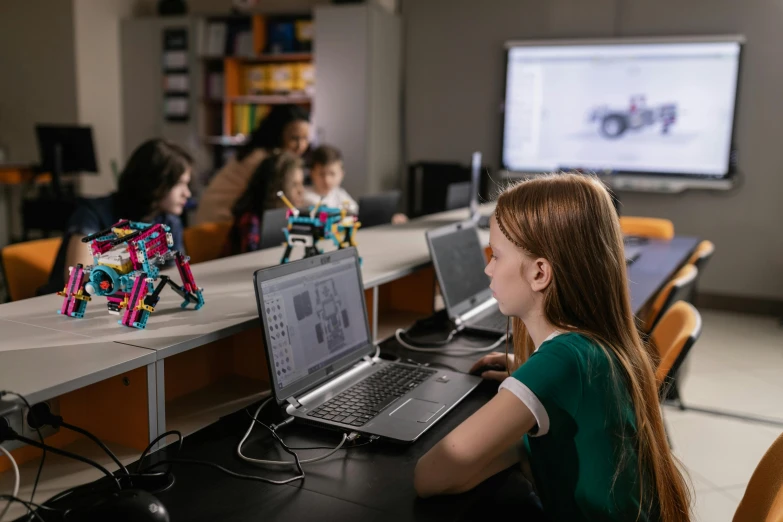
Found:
495,173 -> 690,522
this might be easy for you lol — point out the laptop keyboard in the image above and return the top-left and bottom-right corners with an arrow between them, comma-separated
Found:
306,364 -> 436,427
472,310 -> 508,332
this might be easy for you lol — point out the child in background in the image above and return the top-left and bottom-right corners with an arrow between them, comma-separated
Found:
304,145 -> 407,224
223,151 -> 305,256
195,104 -> 310,225
303,145 -> 357,213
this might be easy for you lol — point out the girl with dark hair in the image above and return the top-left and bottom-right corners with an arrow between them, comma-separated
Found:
222,151 -> 305,256
42,139 -> 193,294
195,104 -> 310,225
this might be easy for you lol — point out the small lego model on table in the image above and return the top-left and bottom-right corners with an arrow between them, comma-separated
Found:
57,220 -> 205,329
277,191 -> 361,264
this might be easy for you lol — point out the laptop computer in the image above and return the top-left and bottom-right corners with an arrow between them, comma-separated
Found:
253,248 -> 481,443
426,220 -> 508,336
358,190 -> 401,228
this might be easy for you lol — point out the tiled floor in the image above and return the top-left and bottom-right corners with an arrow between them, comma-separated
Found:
666,309 -> 783,521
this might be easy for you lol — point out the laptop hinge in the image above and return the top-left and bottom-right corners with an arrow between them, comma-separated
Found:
458,297 -> 498,324
363,354 -> 373,364
287,397 -> 302,409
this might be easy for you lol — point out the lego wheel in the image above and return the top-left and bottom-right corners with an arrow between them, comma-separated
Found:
600,114 -> 627,139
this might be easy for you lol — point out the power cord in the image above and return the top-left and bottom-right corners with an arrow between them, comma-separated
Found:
0,446 -> 20,521
395,329 -> 507,355
139,425 -> 306,486
0,497 -> 46,522
238,398 -> 351,467
0,391 -> 46,522
27,402 -> 131,478
0,429 -> 122,491
396,328 -> 458,347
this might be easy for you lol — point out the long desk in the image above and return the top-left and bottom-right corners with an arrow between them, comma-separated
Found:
0,205 -> 699,520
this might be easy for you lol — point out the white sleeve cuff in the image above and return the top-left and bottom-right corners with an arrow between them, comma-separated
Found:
499,377 -> 550,437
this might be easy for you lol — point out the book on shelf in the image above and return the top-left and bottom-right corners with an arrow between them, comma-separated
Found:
205,22 -> 227,56
207,72 -> 224,99
235,31 -> 255,58
231,104 -> 271,136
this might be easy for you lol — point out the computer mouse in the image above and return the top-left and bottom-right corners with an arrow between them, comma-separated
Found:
78,489 -> 170,522
469,364 -> 506,376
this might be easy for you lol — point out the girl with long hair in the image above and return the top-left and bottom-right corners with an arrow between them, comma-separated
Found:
414,173 -> 690,521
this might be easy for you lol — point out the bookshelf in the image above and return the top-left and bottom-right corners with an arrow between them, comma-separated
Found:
199,14 -> 314,169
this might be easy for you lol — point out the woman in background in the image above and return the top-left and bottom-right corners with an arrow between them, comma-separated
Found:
195,104 -> 310,225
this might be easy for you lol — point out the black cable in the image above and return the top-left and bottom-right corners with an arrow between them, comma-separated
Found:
244,412 -> 306,476
137,420 -> 305,486
0,496 -> 47,522
398,328 -> 459,347
136,430 -> 183,473
141,458 -> 305,486
287,440 -> 375,451
1,391 -> 47,522
60,422 -> 130,477
11,433 -> 122,490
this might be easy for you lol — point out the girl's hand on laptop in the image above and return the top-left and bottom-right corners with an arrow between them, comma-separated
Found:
469,352 -> 515,382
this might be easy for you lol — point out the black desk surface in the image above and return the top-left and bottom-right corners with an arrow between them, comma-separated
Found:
627,236 -> 699,315
41,236 -> 699,522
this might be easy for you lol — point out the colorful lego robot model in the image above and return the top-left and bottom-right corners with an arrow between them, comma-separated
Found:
57,220 -> 205,329
277,191 -> 361,264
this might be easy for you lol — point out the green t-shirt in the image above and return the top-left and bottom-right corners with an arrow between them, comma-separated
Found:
508,332 -> 657,521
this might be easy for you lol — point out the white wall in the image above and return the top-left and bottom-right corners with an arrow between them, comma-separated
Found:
73,0 -> 136,196
403,0 -> 783,301
0,0 -> 79,163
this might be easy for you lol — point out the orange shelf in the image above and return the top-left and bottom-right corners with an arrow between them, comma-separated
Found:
200,53 -> 312,63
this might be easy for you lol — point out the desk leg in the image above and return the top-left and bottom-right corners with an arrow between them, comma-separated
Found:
156,359 -> 166,441
146,363 -> 159,445
372,286 -> 379,344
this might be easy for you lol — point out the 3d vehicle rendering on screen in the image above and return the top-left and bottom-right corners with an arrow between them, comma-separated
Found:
588,95 -> 678,139
277,192 -> 361,264
57,220 -> 205,329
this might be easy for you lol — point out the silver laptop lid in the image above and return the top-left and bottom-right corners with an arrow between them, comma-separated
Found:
426,220 -> 493,319
253,248 -> 374,404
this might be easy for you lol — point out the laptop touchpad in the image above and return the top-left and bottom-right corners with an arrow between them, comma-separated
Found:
389,399 -> 445,423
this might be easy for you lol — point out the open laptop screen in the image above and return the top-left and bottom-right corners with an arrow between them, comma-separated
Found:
257,254 -> 371,398
429,225 -> 491,311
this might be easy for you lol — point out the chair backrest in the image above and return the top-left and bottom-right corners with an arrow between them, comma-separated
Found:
688,239 -> 715,273
358,190 -> 401,229
183,222 -> 232,264
445,181 -> 471,210
259,207 -> 289,250
619,216 -> 675,240
733,431 -> 783,522
644,264 -> 698,333
1,237 -> 62,301
650,301 -> 702,396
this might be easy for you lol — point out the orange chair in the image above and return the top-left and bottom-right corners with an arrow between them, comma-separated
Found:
642,264 -> 698,333
183,222 -> 232,264
1,237 -> 62,301
686,239 -> 715,303
687,239 -> 715,272
733,431 -> 783,522
619,216 -> 675,240
649,301 -> 702,398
